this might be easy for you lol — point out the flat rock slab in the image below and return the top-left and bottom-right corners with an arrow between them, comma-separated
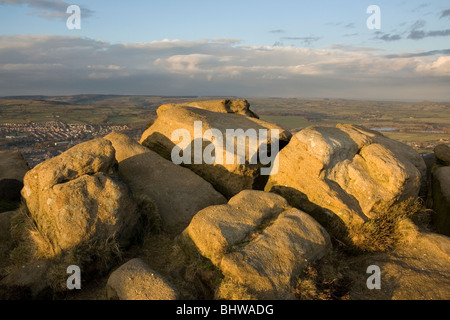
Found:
182,190 -> 331,299
106,258 -> 179,300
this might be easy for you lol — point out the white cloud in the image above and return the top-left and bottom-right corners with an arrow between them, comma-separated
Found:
0,35 -> 449,100
416,56 -> 450,76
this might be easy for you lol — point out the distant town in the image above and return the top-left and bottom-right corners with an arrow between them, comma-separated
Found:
0,121 -> 143,168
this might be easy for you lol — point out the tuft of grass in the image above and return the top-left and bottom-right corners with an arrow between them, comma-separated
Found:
349,198 -> 422,253
8,203 -> 42,267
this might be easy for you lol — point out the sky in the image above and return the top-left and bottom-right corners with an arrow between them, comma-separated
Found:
0,0 -> 449,100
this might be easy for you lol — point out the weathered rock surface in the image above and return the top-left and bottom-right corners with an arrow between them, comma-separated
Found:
350,231 -> 450,300
265,124 -> 426,228
104,132 -> 227,233
21,139 -> 141,254
140,102 -> 292,198
432,166 -> 450,236
106,258 -> 179,300
182,190 -> 331,299
0,149 -> 29,203
434,144 -> 450,166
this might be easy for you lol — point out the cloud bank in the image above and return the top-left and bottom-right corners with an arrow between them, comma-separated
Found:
0,35 -> 449,100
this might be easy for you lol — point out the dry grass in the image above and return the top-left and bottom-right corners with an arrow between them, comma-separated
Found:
8,203 -> 42,267
349,198 -> 422,253
6,202 -> 125,293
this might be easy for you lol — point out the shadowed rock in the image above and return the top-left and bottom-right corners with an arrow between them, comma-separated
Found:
432,166 -> 450,236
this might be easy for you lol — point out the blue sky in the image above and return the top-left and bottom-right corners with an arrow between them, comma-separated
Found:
0,0 -> 449,100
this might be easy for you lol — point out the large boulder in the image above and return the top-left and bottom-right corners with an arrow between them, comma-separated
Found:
104,132 -> 227,233
432,166 -> 450,236
265,124 -> 426,229
106,258 -> 179,300
182,190 -> 331,299
0,149 -> 29,204
140,102 -> 292,198
21,139 -> 141,255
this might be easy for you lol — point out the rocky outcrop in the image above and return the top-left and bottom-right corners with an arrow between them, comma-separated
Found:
21,139 -> 141,255
181,99 -> 259,118
0,149 -> 29,204
140,102 -> 292,198
432,166 -> 450,236
104,132 -> 227,233
106,258 -> 179,300
265,124 -> 426,229
182,190 -> 331,299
